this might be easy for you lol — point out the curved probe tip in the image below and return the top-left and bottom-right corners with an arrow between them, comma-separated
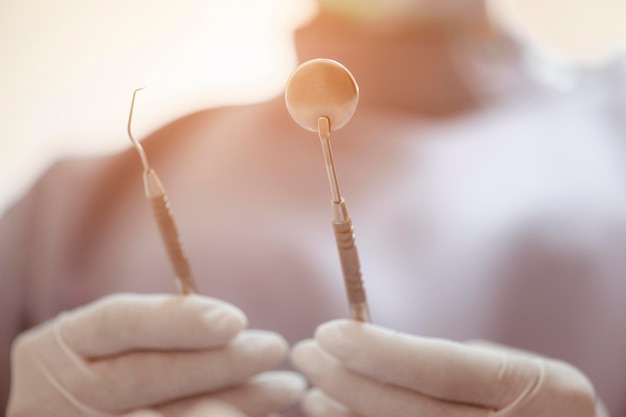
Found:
127,87 -> 149,171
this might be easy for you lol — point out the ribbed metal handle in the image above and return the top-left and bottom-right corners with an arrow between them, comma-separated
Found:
150,194 -> 197,295
333,218 -> 370,322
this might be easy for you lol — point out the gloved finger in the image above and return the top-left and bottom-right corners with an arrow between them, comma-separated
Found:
74,330 -> 287,412
301,388 -> 360,417
208,371 -> 305,417
157,371 -> 306,417
292,340 -> 488,417
120,401 -> 248,417
121,411 -> 164,417
463,339 -> 598,415
180,399 -> 248,417
60,294 -> 247,358
465,339 -> 543,358
315,320 -> 538,409
596,399 -> 610,417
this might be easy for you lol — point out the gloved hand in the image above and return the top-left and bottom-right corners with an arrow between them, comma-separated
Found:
292,319 -> 607,417
126,399 -> 248,417
7,293 -> 305,417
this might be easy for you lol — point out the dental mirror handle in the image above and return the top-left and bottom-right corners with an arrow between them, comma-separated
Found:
332,201 -> 370,322
319,117 -> 370,322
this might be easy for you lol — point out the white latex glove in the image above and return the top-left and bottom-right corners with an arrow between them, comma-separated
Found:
126,399 -> 248,417
292,319 -> 607,417
7,294 -> 305,417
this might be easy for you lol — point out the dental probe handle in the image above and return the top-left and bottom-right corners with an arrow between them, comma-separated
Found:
143,169 -> 198,295
332,200 -> 370,323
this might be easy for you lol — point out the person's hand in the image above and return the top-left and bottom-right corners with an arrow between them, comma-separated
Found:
292,319 -> 606,417
7,293 -> 305,417
126,399 -> 248,417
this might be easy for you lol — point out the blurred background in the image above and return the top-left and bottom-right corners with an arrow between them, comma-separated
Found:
0,0 -> 315,212
1,0 -> 625,213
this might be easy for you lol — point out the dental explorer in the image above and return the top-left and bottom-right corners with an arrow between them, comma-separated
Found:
285,59 -> 370,322
127,88 -> 198,295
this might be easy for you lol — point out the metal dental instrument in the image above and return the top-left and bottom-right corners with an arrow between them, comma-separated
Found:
285,59 -> 370,322
127,88 -> 198,295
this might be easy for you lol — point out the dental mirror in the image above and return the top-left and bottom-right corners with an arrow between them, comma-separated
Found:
285,58 -> 370,322
285,58 -> 359,133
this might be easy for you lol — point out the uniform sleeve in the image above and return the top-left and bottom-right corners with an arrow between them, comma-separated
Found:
0,186 -> 36,410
